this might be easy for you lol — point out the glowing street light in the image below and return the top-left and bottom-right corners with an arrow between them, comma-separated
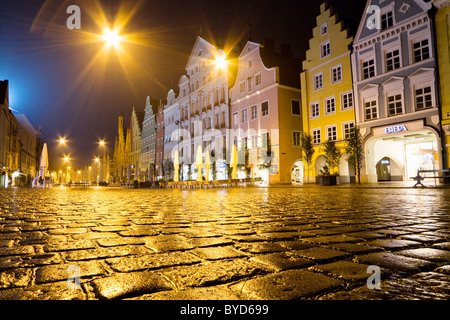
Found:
215,49 -> 228,69
59,138 -> 66,144
64,156 -> 70,163
99,140 -> 106,147
102,28 -> 122,48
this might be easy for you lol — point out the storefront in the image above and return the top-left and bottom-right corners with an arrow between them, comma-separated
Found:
362,120 -> 442,183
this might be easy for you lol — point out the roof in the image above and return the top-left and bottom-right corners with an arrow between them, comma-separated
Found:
13,113 -> 37,135
0,80 -> 8,105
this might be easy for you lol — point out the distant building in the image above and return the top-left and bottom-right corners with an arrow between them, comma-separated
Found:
230,39 -> 302,184
112,113 -> 126,182
301,2 -> 356,184
140,96 -> 158,181
14,113 -> 39,186
351,0 -> 442,182
0,80 -> 10,187
129,106 -> 145,181
155,99 -> 165,179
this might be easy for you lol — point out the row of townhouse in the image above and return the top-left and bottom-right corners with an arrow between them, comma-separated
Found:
111,0 -> 450,185
303,0 -> 450,184
0,80 -> 44,187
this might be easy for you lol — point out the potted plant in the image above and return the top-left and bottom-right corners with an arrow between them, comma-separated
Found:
300,133 -> 315,183
320,140 -> 341,185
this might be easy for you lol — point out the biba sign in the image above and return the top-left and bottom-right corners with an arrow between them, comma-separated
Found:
384,125 -> 408,134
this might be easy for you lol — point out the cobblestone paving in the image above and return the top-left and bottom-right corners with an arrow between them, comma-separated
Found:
0,186 -> 449,300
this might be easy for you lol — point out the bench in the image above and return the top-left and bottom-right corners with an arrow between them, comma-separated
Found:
411,169 -> 450,187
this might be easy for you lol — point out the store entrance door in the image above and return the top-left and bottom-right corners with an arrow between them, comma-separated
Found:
376,157 -> 391,181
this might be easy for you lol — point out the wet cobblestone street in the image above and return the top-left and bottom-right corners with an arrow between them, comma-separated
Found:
0,185 -> 449,300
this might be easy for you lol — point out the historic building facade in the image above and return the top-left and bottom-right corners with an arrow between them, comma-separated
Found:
230,40 -> 302,184
163,89 -> 180,180
176,36 -> 236,181
301,2 -> 356,184
112,113 -> 127,182
129,106 -> 145,181
351,0 -> 443,182
155,99 -> 165,179
140,96 -> 157,181
434,0 -> 450,169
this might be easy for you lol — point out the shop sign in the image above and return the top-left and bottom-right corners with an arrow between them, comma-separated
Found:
384,125 -> 408,134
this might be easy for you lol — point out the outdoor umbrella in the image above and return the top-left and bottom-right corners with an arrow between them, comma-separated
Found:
39,143 -> 49,178
174,149 -> 179,182
195,145 -> 203,182
230,144 -> 238,179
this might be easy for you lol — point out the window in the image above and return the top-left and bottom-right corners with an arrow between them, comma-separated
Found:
331,65 -> 342,84
255,73 -> 262,86
261,101 -> 269,116
325,97 -> 336,115
386,49 -> 400,71
291,100 -> 300,115
415,86 -> 433,110
313,73 -> 323,90
248,60 -> 252,69
343,121 -> 355,140
240,82 -> 246,93
413,39 -> 430,63
364,100 -> 378,120
311,102 -> 320,119
341,92 -> 354,110
247,77 -> 253,92
387,94 -> 403,116
293,131 -> 302,147
251,135 -> 258,149
241,109 -> 247,122
362,59 -> 375,79
321,41 -> 331,59
251,105 -> 257,119
326,125 -> 337,141
233,112 -> 238,126
381,11 -> 393,30
321,41 -> 331,58
312,129 -> 321,144
321,23 -> 327,36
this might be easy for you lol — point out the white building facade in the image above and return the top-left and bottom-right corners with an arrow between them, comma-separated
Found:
351,0 -> 443,182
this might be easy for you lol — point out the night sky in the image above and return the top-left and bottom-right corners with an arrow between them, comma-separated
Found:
0,0 -> 366,168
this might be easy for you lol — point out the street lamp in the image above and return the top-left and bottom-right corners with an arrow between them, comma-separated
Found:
102,28 -> 122,48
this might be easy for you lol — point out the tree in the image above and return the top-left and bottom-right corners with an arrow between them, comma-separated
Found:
300,133 -> 315,182
322,140 -> 341,176
345,126 -> 364,184
163,159 -> 174,180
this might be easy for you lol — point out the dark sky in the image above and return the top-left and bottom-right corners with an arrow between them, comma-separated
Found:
0,0 -> 366,168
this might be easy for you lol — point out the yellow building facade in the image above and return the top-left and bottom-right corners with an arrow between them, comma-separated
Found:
301,2 -> 356,183
434,1 -> 450,168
